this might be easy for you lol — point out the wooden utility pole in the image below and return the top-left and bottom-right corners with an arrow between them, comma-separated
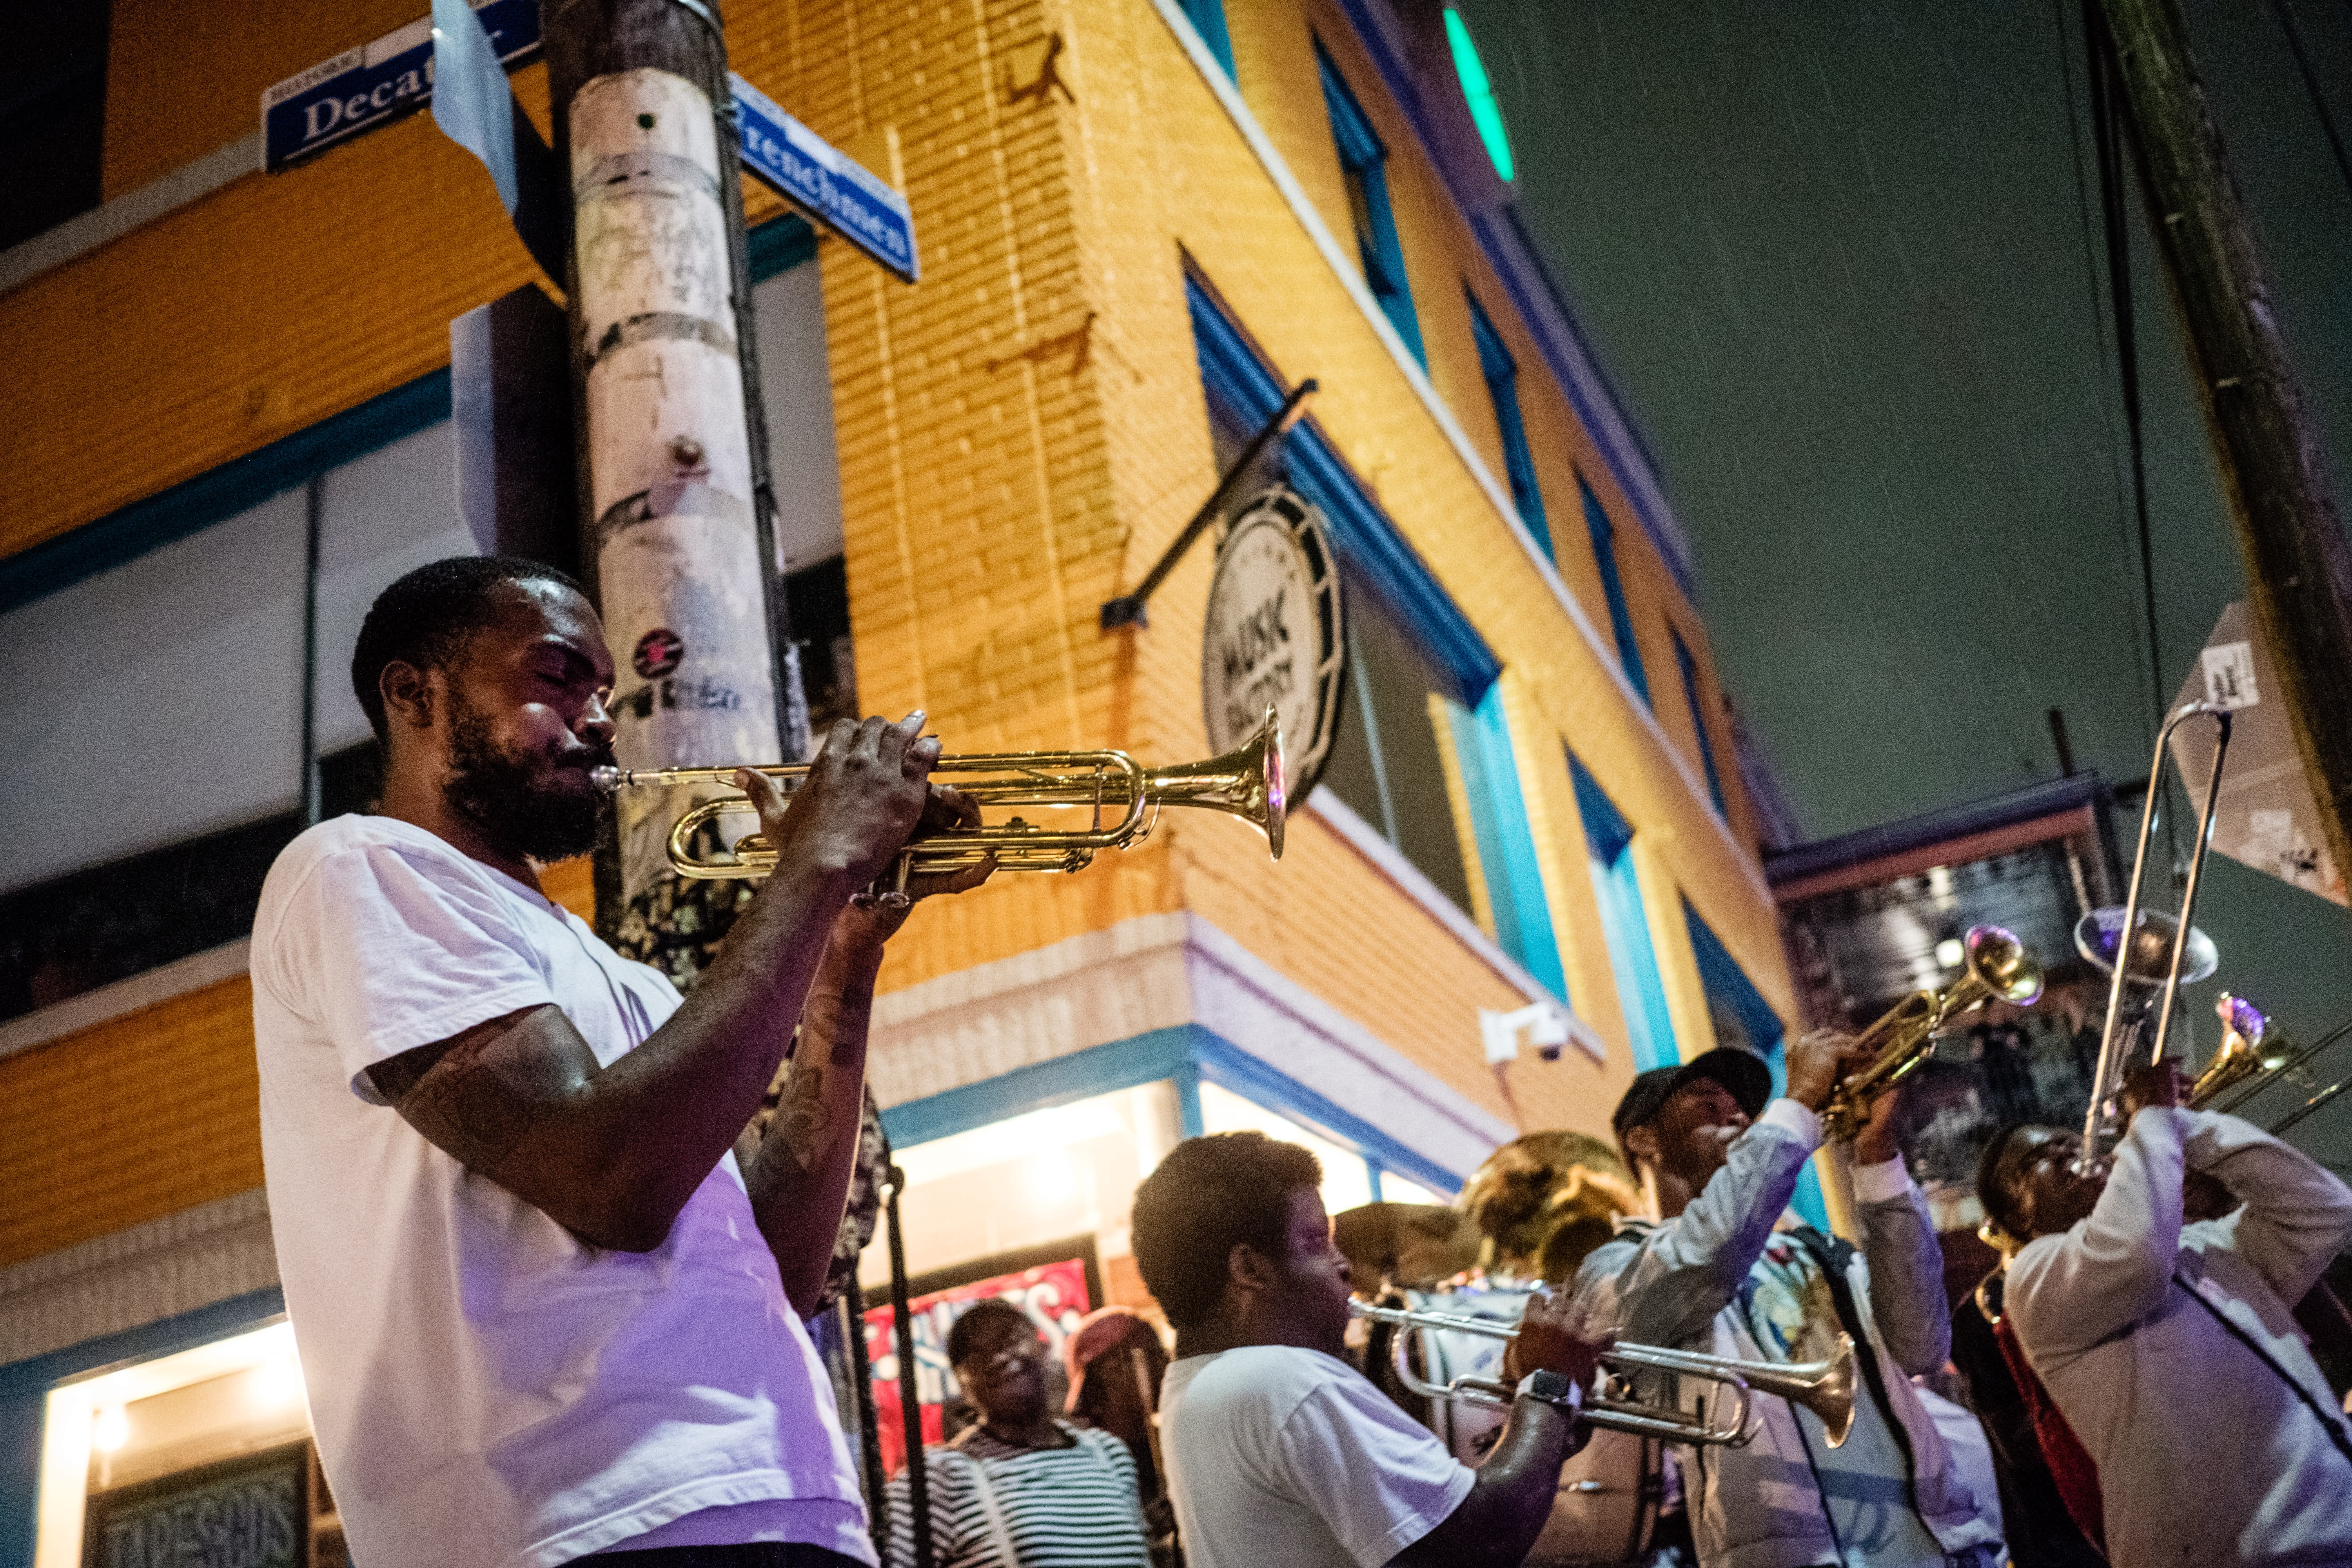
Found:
2096,0 -> 2352,885
545,0 -> 806,938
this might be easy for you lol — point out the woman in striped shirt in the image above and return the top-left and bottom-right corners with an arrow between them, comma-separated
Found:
886,1299 -> 1156,1568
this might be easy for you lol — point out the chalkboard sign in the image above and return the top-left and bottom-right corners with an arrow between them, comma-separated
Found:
83,1442 -> 311,1568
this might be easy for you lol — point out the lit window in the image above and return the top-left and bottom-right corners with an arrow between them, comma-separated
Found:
864,1083 -> 1185,1290
1317,44 -> 1425,365
38,1321 -> 328,1567
1198,1082 -> 1376,1217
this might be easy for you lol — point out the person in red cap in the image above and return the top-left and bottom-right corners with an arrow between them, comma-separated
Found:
1064,1308 -> 1178,1561
1571,1042 -> 2004,1568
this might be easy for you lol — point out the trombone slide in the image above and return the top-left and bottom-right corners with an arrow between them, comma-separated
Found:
1349,1300 -> 1857,1449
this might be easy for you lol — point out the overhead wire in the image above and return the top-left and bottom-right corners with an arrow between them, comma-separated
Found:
2047,0 -> 2149,748
2078,1 -> 2187,884
2267,0 -> 2352,207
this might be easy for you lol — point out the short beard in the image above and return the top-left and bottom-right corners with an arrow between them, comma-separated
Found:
444,696 -> 612,864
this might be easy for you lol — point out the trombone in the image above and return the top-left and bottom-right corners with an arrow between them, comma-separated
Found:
2078,701 -> 2234,1167
1819,925 -> 2043,1142
595,711 -> 1285,906
1350,1300 -> 1858,1449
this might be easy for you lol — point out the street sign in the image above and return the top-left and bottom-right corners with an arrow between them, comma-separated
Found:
261,0 -> 540,173
730,74 -> 918,282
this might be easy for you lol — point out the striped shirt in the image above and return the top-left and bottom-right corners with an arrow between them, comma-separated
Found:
884,1422 -> 1152,1568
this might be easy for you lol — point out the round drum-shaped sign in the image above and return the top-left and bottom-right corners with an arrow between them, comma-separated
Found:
1202,487 -> 1345,800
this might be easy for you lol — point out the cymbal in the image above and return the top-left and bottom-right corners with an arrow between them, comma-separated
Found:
1332,1202 -> 1483,1289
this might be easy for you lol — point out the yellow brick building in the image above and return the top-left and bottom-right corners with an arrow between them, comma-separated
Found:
0,0 -> 1797,1556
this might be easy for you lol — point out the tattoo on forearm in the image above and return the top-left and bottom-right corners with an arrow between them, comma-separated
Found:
765,977 -> 873,1176
397,1030 -> 539,1177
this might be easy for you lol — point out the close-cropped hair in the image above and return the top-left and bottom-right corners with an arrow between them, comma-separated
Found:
1975,1122 -> 2034,1240
946,1297 -> 1037,1367
1130,1132 -> 1324,1330
351,555 -> 584,744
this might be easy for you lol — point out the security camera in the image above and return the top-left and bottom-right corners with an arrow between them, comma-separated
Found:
1529,1008 -> 1571,1062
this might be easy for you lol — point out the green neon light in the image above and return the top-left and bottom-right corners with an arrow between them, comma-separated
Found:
1443,9 -> 1514,183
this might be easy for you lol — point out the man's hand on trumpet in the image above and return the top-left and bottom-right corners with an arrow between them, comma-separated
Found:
733,711 -> 996,947
1501,1285 -> 1610,1392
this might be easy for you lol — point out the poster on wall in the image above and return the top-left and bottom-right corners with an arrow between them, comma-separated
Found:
861,1239 -> 1100,1475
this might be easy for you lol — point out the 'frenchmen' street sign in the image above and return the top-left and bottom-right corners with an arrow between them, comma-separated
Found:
730,74 -> 919,283
261,0 -> 540,173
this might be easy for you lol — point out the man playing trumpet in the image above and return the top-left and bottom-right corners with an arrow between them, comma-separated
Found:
1572,1042 -> 2004,1568
251,557 -> 989,1568
1133,1131 -> 1611,1568
1979,1058 -> 2352,1567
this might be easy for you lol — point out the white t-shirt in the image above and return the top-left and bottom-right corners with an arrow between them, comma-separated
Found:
250,814 -> 873,1568
1159,1346 -> 1473,1568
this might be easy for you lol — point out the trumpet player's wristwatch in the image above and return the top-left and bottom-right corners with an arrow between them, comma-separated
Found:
1515,1370 -> 1583,1412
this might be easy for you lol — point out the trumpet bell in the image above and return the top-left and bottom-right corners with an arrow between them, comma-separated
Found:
2074,906 -> 2219,988
1967,924 -> 2044,1008
1142,708 -> 1286,859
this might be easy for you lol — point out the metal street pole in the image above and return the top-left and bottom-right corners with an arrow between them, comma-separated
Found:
544,0 -> 809,964
2095,0 -> 2352,886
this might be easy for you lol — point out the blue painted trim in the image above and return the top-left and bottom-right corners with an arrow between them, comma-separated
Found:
0,372 -> 452,616
878,1028 -> 1202,1147
1185,276 -> 1499,706
1465,290 -> 1550,559
1673,632 -> 1727,817
1444,690 -> 1567,1000
1580,475 -> 1649,704
746,212 -> 818,282
1315,42 -> 1425,365
875,1024 -> 1465,1196
1190,1033 -> 1461,1194
1176,0 -> 1236,77
1571,753 -> 1678,1071
0,1287 -> 286,1568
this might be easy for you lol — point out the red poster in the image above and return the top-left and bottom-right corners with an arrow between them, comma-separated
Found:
862,1258 -> 1092,1475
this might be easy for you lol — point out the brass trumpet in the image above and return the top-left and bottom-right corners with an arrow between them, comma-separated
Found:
1819,924 -> 2044,1142
593,710 -> 1285,904
1350,1300 -> 1858,1448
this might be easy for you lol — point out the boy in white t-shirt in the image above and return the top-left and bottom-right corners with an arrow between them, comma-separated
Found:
1131,1132 -> 1606,1568
252,558 -> 989,1568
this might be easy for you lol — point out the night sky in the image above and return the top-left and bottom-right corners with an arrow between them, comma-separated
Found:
1455,0 -> 2352,1054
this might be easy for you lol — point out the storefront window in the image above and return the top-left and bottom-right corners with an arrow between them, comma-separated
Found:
862,1082 -> 1184,1294
37,1319 -> 338,1568
1196,1082 -> 1377,1216
1381,1172 -> 1445,1207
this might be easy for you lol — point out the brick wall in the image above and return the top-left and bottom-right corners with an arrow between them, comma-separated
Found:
0,0 -> 1792,1265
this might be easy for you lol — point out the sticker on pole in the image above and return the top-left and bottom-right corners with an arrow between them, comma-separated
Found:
730,73 -> 918,283
261,0 -> 541,173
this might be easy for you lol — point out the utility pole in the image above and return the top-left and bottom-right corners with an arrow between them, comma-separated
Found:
2095,0 -> 2352,886
544,0 -> 809,969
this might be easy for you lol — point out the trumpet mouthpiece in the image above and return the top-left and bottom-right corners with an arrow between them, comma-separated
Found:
589,766 -> 625,793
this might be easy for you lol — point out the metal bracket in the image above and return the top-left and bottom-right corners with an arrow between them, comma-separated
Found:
1100,378 -> 1317,630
